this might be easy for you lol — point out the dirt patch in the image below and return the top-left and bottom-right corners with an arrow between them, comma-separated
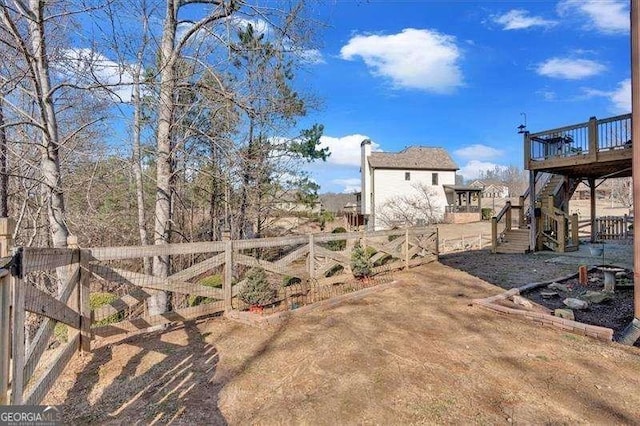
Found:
44,263 -> 640,424
439,249 -> 578,288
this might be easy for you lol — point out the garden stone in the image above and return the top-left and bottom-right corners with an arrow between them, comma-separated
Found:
580,291 -> 613,304
563,298 -> 588,310
548,282 -> 570,292
554,309 -> 575,321
616,272 -> 626,278
541,291 -> 559,299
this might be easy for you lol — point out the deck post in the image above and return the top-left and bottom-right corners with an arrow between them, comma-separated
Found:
0,218 -> 14,404
505,202 -> 512,231
529,170 -> 537,252
620,0 -> 640,346
589,178 -> 597,243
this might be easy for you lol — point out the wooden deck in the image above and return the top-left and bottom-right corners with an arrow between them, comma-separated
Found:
525,114 -> 632,178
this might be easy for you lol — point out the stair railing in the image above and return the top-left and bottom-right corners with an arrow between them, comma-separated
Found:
491,201 -> 512,253
538,204 -> 579,252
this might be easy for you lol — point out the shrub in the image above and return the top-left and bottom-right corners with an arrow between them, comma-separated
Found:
282,275 -> 302,287
189,274 -> 223,306
238,267 -> 276,306
351,243 -> 373,278
90,292 -> 123,326
54,322 -> 68,343
481,208 -> 494,220
327,227 -> 347,251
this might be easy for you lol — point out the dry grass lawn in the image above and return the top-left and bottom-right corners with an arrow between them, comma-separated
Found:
46,263 -> 640,424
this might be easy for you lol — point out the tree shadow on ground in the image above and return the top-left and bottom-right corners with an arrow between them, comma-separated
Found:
62,321 -> 224,424
60,316 -> 289,424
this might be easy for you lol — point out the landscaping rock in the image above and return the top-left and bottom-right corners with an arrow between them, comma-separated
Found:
563,298 -> 588,310
540,291 -> 559,299
580,291 -> 614,304
616,271 -> 626,278
554,309 -> 575,321
548,282 -> 570,292
512,295 -> 533,309
589,277 -> 599,283
616,279 -> 633,289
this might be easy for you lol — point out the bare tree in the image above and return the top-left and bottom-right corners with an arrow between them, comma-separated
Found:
610,177 -> 633,209
377,182 -> 443,229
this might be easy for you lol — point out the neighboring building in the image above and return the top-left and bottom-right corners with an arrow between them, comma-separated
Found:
468,179 -> 509,198
319,193 -> 358,213
483,183 -> 509,199
360,141 -> 459,229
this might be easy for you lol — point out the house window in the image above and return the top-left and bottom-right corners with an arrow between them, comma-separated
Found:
432,173 -> 438,185
405,172 -> 411,181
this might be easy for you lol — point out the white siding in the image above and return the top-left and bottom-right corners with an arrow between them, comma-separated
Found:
372,168 -> 455,229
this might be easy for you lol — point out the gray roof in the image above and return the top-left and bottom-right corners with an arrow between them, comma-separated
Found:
368,146 -> 458,171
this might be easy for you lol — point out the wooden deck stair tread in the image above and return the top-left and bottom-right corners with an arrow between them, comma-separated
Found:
495,229 -> 529,254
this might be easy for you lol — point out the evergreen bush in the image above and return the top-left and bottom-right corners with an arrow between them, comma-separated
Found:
238,267 -> 275,306
351,243 -> 373,278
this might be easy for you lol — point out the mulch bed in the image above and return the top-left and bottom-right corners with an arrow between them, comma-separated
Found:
521,268 -> 635,341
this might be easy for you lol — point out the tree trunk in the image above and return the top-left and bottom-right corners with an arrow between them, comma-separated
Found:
27,0 -> 69,251
149,0 -> 178,315
132,70 -> 151,274
0,99 -> 8,217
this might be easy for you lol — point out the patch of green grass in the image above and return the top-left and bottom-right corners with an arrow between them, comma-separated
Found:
189,274 -> 223,306
54,322 -> 68,343
90,292 -> 123,327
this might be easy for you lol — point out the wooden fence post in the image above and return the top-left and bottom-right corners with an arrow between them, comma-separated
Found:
10,248 -> 24,405
308,234 -> 315,279
505,202 -> 512,231
224,239 -> 233,312
78,248 -> 91,354
0,218 -> 14,405
66,236 -> 82,353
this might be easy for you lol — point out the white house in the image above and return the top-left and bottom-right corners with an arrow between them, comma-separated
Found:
360,141 -> 459,230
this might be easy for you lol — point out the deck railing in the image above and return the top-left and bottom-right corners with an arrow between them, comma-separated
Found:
525,114 -> 632,166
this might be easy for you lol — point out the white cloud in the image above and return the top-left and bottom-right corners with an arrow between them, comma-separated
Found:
610,79 -> 631,113
454,144 -> 503,161
583,79 -> 631,113
332,178 -> 361,193
58,48 -> 135,102
458,160 -> 503,180
536,57 -> 606,80
340,28 -> 463,93
558,0 -> 629,34
493,9 -> 558,30
319,134 -> 380,167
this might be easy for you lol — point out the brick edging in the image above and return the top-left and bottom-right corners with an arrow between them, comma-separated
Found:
225,279 -> 402,328
472,270 -> 614,341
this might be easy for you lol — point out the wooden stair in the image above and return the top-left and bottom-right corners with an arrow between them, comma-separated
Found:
495,229 -> 529,254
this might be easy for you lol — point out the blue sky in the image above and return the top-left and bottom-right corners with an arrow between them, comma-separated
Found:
300,0 -> 631,193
